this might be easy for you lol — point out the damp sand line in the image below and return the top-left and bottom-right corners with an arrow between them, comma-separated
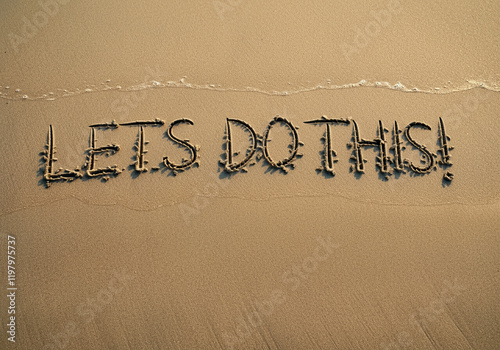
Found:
0,190 -> 496,219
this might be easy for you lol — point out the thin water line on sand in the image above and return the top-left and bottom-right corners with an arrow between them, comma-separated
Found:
1,79 -> 499,101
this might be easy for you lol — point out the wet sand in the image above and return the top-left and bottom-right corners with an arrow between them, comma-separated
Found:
1,1 -> 499,349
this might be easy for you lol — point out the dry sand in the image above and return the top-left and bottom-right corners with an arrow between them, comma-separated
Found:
1,1 -> 499,349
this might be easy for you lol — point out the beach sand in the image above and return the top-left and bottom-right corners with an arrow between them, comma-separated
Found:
1,1 -> 499,349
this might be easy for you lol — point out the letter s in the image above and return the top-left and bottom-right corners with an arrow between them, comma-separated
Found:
404,122 -> 434,173
163,118 -> 199,172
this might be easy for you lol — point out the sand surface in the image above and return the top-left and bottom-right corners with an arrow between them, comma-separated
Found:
1,1 -> 499,349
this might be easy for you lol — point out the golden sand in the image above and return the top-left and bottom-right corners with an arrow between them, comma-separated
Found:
1,1 -> 499,349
